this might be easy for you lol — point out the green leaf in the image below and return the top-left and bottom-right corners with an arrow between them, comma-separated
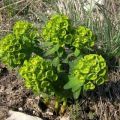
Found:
52,57 -> 60,66
0,50 -> 3,58
81,67 -> 90,74
57,47 -> 64,57
46,70 -> 53,78
44,44 -> 60,56
42,42 -> 53,47
64,34 -> 73,44
73,88 -> 81,99
51,74 -> 58,81
74,48 -> 80,57
99,69 -> 106,76
64,76 -> 83,90
41,81 -> 49,88
57,64 -> 63,72
87,73 -> 97,80
96,77 -> 105,85
72,84 -> 82,93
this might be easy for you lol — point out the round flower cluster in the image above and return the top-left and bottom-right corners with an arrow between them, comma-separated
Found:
72,54 -> 107,90
19,55 -> 58,94
0,21 -> 40,67
72,26 -> 95,50
64,54 -> 107,99
42,14 -> 73,46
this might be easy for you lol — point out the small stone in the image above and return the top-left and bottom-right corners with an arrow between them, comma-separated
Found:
60,116 -> 70,120
33,111 -> 35,114
18,107 -> 23,111
46,109 -> 53,116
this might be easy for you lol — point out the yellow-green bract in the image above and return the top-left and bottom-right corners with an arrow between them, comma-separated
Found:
13,21 -> 39,39
64,54 -> 107,99
19,55 -> 58,95
41,14 -> 73,46
0,21 -> 40,67
72,26 -> 95,49
41,14 -> 95,57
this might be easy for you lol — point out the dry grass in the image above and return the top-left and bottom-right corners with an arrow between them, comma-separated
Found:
0,0 -> 49,37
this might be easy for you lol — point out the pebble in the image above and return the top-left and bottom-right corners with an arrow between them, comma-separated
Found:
60,116 -> 70,120
46,109 -> 53,116
18,107 -> 23,111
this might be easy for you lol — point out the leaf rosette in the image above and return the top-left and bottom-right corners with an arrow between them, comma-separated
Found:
41,15 -> 74,57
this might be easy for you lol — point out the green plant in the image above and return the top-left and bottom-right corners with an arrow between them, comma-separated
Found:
0,14 -> 108,113
41,14 -> 73,57
41,14 -> 95,63
19,54 -> 70,111
51,0 -> 120,67
0,21 -> 41,67
72,26 -> 95,50
19,55 -> 58,95
64,54 -> 107,99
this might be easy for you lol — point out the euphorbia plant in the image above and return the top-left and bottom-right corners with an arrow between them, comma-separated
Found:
0,21 -> 41,67
64,54 -> 107,99
19,55 -> 58,95
19,55 -> 70,112
41,14 -> 74,67
0,14 -> 108,113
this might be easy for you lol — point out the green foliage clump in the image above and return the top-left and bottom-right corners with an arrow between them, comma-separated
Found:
41,14 -> 96,58
72,26 -> 95,50
13,21 -> 39,39
41,14 -> 74,57
19,55 -> 58,95
64,54 -> 107,99
42,14 -> 72,46
0,21 -> 40,67
0,14 -> 108,113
